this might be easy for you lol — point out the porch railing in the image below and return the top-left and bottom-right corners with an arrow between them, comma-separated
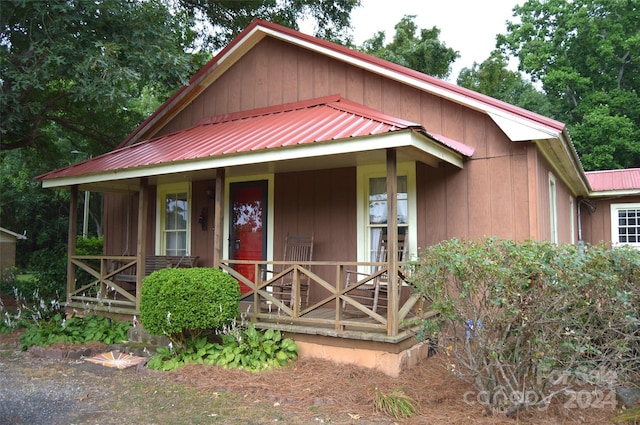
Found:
220,259 -> 427,338
66,255 -> 138,315
64,256 -> 430,340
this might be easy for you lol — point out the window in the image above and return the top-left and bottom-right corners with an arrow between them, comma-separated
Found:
611,203 -> 640,248
549,173 -> 558,243
367,176 -> 409,262
157,184 -> 190,255
357,163 -> 416,268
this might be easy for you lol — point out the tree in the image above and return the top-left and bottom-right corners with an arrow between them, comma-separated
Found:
457,51 -> 553,117
498,0 -> 640,170
0,0 -> 207,153
359,15 -> 459,80
178,0 -> 361,49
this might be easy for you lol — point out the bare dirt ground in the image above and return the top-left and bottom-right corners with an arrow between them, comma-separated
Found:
0,329 -> 624,424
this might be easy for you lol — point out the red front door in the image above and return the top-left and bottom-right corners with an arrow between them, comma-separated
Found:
229,181 -> 267,293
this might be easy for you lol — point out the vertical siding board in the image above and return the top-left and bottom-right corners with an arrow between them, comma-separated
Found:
467,159 -> 491,238
240,50 -> 257,111
446,168 -> 468,238
419,92 -> 443,134
328,61 -> 347,98
464,111 -> 488,159
512,153 -> 531,241
416,163 -> 448,246
363,72 -> 382,110
254,39 -> 270,109
381,80 -> 402,116
489,155 -> 515,239
345,66 -> 364,104
191,180 -> 214,267
526,144 -> 540,239
313,55 -> 330,98
282,45 -> 298,103
400,85 -> 421,123
297,47 -> 314,100
441,100 -> 465,142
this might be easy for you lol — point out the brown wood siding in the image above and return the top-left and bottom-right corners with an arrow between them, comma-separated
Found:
155,37 -> 519,145
190,180 -> 216,267
274,167 -> 357,301
103,193 -> 138,256
416,143 -> 533,249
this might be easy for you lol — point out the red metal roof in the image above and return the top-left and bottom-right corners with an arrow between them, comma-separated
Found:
586,168 -> 640,192
38,95 -> 470,181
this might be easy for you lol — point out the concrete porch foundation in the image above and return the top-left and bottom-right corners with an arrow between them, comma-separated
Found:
294,338 -> 433,378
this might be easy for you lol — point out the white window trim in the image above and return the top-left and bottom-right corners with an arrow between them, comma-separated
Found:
610,203 -> 640,248
549,173 -> 558,244
356,162 -> 417,266
156,182 -> 192,256
223,174 -> 274,261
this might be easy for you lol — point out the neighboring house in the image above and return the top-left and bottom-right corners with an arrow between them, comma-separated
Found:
37,20 -> 640,375
0,227 -> 26,272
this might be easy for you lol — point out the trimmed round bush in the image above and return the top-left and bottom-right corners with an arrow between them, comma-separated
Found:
140,268 -> 240,345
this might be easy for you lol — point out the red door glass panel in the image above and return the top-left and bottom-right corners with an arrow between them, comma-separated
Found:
229,181 -> 266,293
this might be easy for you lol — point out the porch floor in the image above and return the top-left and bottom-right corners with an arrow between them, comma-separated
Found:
240,301 -> 435,344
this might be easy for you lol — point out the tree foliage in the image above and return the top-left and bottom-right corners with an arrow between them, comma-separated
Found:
498,0 -> 640,170
0,0 -> 206,153
457,51 -> 553,117
179,0 -> 360,49
359,15 -> 459,80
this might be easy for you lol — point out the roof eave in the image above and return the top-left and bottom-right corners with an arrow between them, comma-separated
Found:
41,130 -> 466,190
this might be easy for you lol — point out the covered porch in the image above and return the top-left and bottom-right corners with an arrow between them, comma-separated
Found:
62,149 -> 434,343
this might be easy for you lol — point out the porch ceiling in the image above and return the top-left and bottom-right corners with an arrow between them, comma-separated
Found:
38,95 -> 471,191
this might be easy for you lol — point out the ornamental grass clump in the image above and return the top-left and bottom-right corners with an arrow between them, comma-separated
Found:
374,387 -> 418,419
140,268 -> 240,349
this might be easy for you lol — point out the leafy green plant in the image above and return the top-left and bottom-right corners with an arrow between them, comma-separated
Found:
374,387 -> 418,419
410,238 -> 640,416
75,235 -> 104,255
146,324 -> 299,372
140,268 -> 240,349
18,313 -> 131,350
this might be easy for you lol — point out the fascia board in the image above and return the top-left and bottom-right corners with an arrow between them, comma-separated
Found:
588,189 -> 640,198
488,112 -> 560,141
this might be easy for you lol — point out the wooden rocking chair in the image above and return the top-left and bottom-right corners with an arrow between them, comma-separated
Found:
344,231 -> 406,314
270,233 -> 314,308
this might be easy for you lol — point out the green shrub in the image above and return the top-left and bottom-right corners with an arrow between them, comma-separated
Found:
18,313 -> 131,350
410,238 -> 640,416
75,236 -> 104,255
140,268 -> 240,348
146,324 -> 299,372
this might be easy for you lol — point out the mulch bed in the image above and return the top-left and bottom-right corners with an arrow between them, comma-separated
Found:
172,356 -> 620,424
0,328 -> 622,424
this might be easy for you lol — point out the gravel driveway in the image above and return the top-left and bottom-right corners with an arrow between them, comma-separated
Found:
0,345 -> 143,425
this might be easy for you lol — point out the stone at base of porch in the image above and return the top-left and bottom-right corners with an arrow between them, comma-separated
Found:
290,334 -> 433,378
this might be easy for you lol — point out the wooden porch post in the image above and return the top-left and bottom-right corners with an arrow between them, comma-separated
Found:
136,178 -> 148,312
213,168 -> 225,269
386,148 -> 399,337
67,186 -> 78,308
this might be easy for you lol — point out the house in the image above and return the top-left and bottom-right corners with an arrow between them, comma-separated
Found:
37,19 -> 640,376
0,227 -> 27,273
